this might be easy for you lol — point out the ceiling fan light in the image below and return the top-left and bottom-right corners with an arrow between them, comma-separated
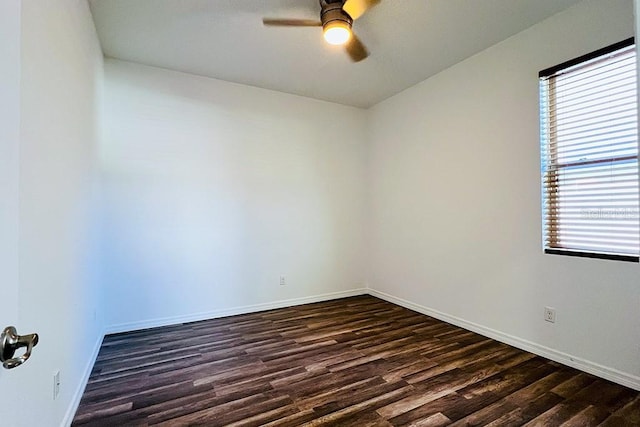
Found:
323,22 -> 351,45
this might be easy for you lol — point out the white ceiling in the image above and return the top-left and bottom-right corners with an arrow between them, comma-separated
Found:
89,0 -> 584,108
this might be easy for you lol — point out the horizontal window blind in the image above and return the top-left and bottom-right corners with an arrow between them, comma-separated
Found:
540,39 -> 639,260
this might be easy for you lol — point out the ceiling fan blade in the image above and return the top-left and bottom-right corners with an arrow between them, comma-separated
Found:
342,0 -> 381,20
345,32 -> 369,62
263,18 -> 322,27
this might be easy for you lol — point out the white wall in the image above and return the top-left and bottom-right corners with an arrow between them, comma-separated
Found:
367,0 -> 640,388
17,1 -> 104,425
101,60 -> 367,331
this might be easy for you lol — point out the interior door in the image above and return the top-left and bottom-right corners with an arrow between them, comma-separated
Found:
0,0 -> 26,419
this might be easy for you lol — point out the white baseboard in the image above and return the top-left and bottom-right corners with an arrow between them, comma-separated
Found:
367,288 -> 640,391
105,288 -> 368,335
61,330 -> 105,427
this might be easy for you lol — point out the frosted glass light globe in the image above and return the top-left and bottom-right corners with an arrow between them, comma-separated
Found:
323,24 -> 351,45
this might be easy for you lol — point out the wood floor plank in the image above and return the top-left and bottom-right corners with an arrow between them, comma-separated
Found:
560,404 -> 612,427
599,395 -> 640,426
71,295 -> 640,426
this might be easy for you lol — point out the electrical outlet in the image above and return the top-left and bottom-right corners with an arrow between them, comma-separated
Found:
279,275 -> 286,286
544,307 -> 556,323
53,370 -> 60,400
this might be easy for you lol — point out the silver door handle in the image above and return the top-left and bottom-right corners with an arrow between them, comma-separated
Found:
1,326 -> 39,369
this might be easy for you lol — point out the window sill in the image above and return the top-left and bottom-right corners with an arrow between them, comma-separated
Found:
544,249 -> 639,263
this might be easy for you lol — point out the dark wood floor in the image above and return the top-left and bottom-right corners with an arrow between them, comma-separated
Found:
72,295 -> 640,426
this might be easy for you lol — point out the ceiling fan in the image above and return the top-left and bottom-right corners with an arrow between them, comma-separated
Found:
263,0 -> 381,62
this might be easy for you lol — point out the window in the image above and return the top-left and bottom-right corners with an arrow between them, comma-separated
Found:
539,38 -> 639,262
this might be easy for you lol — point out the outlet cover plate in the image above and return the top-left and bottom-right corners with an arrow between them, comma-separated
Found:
544,307 -> 556,323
